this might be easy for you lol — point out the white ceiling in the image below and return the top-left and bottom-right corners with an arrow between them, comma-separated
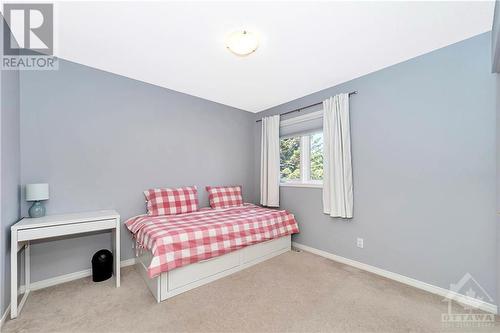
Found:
53,1 -> 494,113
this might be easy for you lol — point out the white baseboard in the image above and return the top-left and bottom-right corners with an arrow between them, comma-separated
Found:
292,242 -> 498,315
17,258 -> 136,294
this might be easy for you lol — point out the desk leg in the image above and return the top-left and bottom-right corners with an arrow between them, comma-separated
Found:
17,243 -> 31,317
113,219 -> 120,288
10,232 -> 17,319
25,243 -> 30,292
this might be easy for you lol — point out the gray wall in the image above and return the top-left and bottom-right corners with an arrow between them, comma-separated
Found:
493,1 -> 500,72
0,21 -> 21,317
255,32 -> 498,303
19,59 -> 256,282
496,74 -> 500,307
493,0 -> 500,309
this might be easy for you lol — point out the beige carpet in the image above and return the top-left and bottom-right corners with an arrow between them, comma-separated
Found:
3,250 -> 499,333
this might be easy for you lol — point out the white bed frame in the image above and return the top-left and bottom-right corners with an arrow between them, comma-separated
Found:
136,235 -> 291,302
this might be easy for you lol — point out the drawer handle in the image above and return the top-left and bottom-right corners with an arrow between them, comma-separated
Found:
198,257 -> 216,264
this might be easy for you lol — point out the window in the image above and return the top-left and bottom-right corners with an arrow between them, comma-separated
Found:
310,132 -> 324,181
280,136 -> 301,181
280,132 -> 323,187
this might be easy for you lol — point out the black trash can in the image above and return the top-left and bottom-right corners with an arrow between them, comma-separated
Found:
92,249 -> 113,282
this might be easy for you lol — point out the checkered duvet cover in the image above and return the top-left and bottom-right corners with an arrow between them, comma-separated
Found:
125,204 -> 299,278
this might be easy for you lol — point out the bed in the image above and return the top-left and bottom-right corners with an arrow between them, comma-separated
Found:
125,203 -> 299,302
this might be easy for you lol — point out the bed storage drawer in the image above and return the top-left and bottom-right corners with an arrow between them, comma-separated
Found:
242,236 -> 290,264
168,251 -> 239,290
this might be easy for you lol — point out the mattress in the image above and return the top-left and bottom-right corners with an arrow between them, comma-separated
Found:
125,204 -> 299,277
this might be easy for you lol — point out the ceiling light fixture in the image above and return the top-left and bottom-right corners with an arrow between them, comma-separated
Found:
225,30 -> 259,56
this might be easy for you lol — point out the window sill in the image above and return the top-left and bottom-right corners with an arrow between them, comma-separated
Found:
280,182 -> 323,189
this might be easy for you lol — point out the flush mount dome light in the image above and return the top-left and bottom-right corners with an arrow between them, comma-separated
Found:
225,30 -> 259,56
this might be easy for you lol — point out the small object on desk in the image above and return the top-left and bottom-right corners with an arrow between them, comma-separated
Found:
92,249 -> 113,282
25,183 -> 49,218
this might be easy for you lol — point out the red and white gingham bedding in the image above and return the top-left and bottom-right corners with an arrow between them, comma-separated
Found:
125,204 -> 299,278
144,186 -> 198,216
205,185 -> 243,209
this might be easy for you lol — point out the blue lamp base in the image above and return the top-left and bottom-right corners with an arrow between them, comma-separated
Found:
29,201 -> 46,218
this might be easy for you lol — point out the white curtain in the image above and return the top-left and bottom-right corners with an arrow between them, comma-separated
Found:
322,94 -> 353,218
260,115 -> 280,207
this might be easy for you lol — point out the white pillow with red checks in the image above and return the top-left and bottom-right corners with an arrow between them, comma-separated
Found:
144,186 -> 199,216
205,185 -> 243,209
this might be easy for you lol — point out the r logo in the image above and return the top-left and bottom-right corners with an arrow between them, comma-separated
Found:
3,3 -> 53,55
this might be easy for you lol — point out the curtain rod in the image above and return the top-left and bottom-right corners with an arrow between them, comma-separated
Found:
256,91 -> 357,123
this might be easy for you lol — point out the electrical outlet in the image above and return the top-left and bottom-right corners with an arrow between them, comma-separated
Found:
356,237 -> 364,248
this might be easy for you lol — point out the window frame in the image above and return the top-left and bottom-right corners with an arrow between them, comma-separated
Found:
280,130 -> 323,189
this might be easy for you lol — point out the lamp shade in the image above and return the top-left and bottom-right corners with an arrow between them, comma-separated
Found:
225,30 -> 259,56
26,183 -> 49,201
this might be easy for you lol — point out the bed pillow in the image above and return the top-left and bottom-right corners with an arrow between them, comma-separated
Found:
205,185 -> 243,209
144,186 -> 198,216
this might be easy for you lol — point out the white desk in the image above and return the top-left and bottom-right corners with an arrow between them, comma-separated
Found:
10,210 -> 120,319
